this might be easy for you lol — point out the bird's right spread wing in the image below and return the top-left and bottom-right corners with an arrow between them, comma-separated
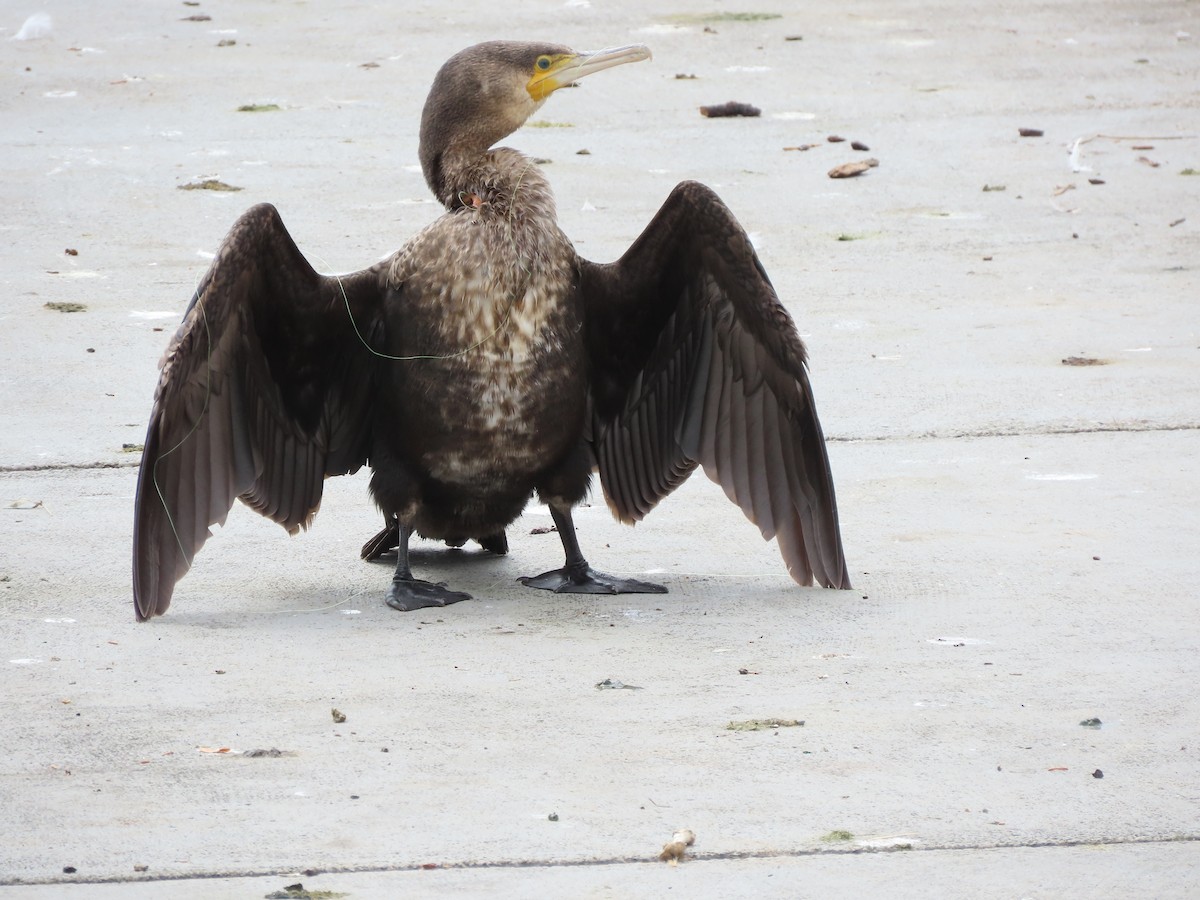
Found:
133,203 -> 385,620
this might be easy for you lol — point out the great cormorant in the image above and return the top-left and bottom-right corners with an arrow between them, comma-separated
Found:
133,40 -> 850,620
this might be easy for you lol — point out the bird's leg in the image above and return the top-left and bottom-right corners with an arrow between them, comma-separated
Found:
362,517 -> 507,560
386,519 -> 472,611
477,531 -> 509,555
519,505 -> 667,594
361,514 -> 399,560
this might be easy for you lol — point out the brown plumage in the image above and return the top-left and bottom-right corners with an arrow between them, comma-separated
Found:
132,40 -> 850,620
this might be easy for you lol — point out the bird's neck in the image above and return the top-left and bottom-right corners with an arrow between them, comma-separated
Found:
440,147 -> 558,225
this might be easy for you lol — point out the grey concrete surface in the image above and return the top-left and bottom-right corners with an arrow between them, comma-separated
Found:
2,0 -> 1198,896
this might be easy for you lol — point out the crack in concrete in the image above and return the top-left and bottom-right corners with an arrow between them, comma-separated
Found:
6,834 -> 1198,887
1,422 -> 1196,476
827,421 -> 1200,442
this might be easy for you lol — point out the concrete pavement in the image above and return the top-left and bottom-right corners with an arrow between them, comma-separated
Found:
2,1 -> 1198,896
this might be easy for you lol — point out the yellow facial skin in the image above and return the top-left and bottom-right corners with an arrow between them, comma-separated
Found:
526,44 -> 652,101
526,54 -> 575,101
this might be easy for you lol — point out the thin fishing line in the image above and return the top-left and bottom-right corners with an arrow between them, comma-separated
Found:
340,153 -> 538,362
244,587 -> 365,615
147,153 -> 544,587
151,277 -> 215,574
336,270 -> 518,362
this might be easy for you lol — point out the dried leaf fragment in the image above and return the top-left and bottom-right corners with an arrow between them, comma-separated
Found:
727,718 -> 804,731
659,829 -> 696,865
828,159 -> 879,179
6,499 -> 45,509
178,179 -> 242,192
264,885 -> 348,899
595,678 -> 642,690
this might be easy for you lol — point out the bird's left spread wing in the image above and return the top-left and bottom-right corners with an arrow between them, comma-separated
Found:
579,181 -> 849,590
133,203 -> 385,620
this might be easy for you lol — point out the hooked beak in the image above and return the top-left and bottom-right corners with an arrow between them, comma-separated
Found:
528,44 -> 652,100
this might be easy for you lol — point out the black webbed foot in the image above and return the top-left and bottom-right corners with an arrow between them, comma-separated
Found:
523,504 -> 667,594
386,578 -> 472,611
519,564 -> 667,594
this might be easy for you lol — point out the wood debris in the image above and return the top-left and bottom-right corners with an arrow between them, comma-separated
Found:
699,101 -> 761,118
828,158 -> 879,178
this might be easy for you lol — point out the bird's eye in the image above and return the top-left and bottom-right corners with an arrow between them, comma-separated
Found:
536,56 -> 552,71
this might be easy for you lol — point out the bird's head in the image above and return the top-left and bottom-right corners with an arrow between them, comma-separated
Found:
419,40 -> 651,205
